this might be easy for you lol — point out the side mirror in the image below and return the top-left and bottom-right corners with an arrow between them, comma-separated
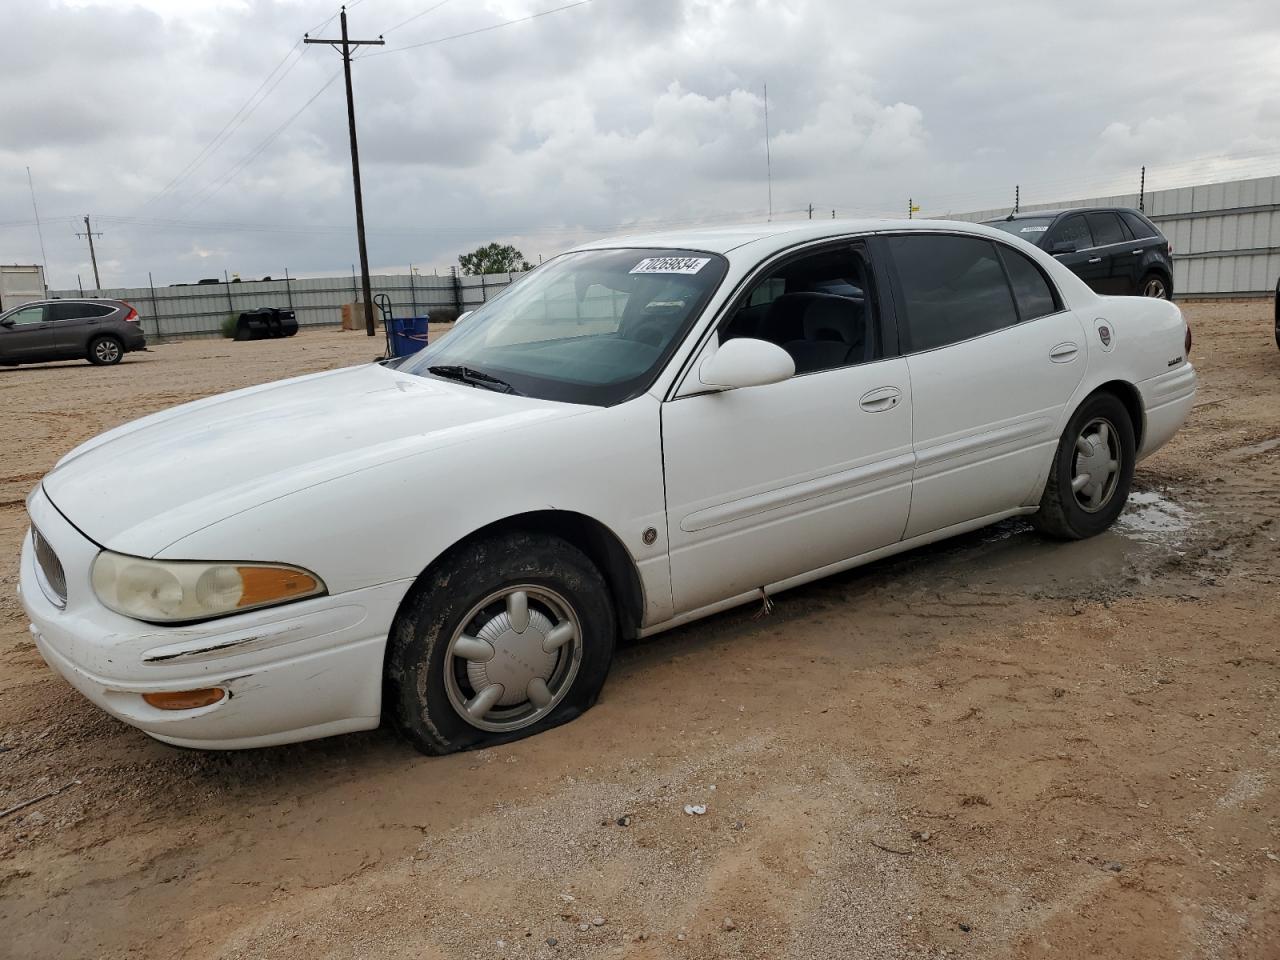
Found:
1050,241 -> 1077,256
0,318 -> 13,328
699,337 -> 795,390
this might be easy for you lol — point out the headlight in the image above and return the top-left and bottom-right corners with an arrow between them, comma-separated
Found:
91,551 -> 325,623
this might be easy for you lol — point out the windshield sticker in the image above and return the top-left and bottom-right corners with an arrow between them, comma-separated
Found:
630,256 -> 711,275
1020,225 -> 1049,233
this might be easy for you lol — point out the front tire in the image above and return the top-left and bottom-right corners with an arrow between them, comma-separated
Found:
384,532 -> 616,755
87,335 -> 123,365
1032,392 -> 1136,540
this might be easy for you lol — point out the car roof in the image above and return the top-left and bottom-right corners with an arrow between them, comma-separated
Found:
570,217 -> 1018,257
13,298 -> 122,307
984,206 -> 1144,222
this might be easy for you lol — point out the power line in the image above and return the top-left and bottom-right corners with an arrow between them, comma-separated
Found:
380,0 -> 452,35
139,45 -> 310,212
173,72 -> 341,216
362,0 -> 593,57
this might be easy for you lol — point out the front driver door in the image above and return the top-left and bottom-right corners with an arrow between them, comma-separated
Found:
0,304 -> 54,362
1048,214 -> 1108,294
660,241 -> 914,615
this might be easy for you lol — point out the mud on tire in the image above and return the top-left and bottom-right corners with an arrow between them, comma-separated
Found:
1033,391 -> 1136,541
383,531 -> 616,755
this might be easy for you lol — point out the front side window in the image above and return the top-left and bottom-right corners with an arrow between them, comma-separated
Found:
4,305 -> 46,326
888,235 -> 1020,352
723,246 -> 879,375
997,246 -> 1060,321
401,248 -> 728,405
1049,215 -> 1093,250
1086,212 -> 1127,246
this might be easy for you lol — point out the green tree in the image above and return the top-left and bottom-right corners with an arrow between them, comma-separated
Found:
458,242 -> 533,276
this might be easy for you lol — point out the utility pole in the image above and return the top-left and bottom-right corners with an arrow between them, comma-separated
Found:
75,215 -> 103,291
306,9 -> 384,337
807,203 -> 813,220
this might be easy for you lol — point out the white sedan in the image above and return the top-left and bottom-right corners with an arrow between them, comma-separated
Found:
20,220 -> 1196,753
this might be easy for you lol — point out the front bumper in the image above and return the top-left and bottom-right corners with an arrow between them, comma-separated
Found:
20,486 -> 412,749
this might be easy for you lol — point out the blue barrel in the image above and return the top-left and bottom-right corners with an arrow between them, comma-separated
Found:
388,316 -> 429,357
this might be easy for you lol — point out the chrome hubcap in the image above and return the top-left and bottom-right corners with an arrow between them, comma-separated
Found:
95,340 -> 120,362
444,585 -> 582,732
1072,417 -> 1121,513
1142,277 -> 1167,298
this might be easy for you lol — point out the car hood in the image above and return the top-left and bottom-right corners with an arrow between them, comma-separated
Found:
42,363 -> 587,557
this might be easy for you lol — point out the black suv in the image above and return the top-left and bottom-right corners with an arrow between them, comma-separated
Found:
0,299 -> 147,367
984,207 -> 1174,299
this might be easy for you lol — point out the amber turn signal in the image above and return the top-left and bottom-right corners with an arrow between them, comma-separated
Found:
237,566 -> 320,608
142,688 -> 226,710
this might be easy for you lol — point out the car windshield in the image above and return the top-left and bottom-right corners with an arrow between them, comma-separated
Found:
401,248 -> 728,405
985,217 -> 1055,246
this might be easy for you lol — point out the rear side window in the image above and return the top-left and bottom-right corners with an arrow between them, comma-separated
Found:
1121,211 -> 1158,239
888,235 -> 1020,352
1050,215 -> 1092,250
997,246 -> 1059,321
1086,212 -> 1127,246
49,302 -> 114,321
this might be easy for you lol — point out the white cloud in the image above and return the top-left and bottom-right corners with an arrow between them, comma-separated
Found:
3,0 -> 1280,288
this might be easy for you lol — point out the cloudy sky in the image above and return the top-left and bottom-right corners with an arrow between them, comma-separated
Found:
3,0 -> 1280,290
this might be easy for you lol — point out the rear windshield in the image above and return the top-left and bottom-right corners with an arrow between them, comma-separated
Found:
984,218 -> 1055,246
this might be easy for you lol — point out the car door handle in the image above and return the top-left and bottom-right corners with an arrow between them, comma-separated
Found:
1131,249 -> 1144,255
1087,257 -> 1103,264
859,386 -> 902,412
1050,342 -> 1079,363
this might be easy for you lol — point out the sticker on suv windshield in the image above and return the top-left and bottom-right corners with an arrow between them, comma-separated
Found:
1020,226 -> 1049,233
630,257 -> 711,275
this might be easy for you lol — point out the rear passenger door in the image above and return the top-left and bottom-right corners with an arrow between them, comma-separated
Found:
47,301 -> 112,357
882,233 -> 1088,538
1046,214 -> 1107,293
1086,211 -> 1138,294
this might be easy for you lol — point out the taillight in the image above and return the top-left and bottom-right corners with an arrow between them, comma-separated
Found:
1168,241 -> 1174,257
1184,322 -> 1192,356
123,307 -> 139,323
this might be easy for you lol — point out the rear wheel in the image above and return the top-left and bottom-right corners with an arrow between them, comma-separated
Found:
87,335 -> 123,365
1140,271 -> 1170,299
384,531 -> 616,755
1032,392 -> 1136,540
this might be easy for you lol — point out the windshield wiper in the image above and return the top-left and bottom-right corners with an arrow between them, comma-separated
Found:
426,364 -> 521,395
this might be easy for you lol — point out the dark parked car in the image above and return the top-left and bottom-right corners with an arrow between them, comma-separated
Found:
984,207 -> 1175,300
0,299 -> 146,367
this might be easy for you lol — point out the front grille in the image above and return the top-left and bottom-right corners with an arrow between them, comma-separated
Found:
32,527 -> 67,608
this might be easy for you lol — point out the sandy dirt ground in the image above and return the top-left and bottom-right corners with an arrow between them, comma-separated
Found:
1,305 -> 1278,960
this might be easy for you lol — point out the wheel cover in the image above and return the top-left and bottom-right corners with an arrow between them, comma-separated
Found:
1142,276 -> 1167,298
444,584 -> 583,733
1071,416 -> 1122,513
95,339 -> 120,362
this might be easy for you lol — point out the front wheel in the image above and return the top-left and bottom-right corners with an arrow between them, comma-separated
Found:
1032,392 -> 1136,540
384,532 -> 616,755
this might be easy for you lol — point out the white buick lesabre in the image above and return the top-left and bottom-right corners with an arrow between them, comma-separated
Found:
21,220 -> 1196,753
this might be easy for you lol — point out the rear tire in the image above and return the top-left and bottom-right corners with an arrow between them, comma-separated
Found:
1032,392 -> 1136,540
87,335 -> 123,366
384,531 -> 616,755
1139,271 -> 1170,299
